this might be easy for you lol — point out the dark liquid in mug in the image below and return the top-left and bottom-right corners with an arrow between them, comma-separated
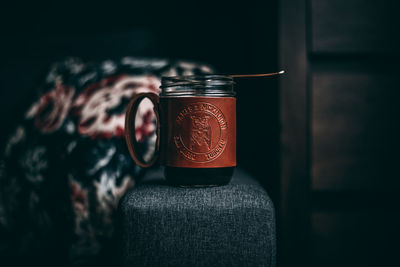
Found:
164,166 -> 234,186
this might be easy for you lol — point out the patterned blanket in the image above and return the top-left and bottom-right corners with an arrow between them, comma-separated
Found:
0,57 -> 214,266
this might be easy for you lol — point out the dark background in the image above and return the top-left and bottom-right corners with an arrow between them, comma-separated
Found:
0,0 -> 279,197
1,0 -> 400,266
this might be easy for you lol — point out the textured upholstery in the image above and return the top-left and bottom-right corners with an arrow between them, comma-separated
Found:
118,168 -> 276,267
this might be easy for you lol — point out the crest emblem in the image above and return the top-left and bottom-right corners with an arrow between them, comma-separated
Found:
174,102 -> 228,162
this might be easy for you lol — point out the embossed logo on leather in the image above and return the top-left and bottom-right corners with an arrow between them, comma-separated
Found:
174,102 -> 227,162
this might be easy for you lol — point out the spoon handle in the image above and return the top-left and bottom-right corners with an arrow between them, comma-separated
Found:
230,70 -> 285,78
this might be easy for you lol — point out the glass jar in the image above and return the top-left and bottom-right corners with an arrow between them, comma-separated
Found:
125,75 -> 236,186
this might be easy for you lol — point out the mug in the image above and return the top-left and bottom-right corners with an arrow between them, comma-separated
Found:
125,75 -> 236,186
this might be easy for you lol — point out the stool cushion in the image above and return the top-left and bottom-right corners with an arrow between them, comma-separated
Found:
118,168 -> 276,267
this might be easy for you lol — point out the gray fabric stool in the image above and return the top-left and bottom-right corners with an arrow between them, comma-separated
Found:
118,168 -> 276,267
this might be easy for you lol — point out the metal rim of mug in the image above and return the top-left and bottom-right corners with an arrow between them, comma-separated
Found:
160,75 -> 236,97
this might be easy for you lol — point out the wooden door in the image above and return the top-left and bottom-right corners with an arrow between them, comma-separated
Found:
279,0 -> 400,266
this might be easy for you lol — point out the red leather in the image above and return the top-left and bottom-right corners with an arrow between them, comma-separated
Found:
160,97 -> 236,168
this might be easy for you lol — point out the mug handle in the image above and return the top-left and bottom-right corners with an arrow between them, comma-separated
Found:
125,93 -> 160,168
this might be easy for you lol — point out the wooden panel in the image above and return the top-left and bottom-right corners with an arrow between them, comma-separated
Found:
311,212 -> 400,267
310,0 -> 400,54
312,69 -> 400,190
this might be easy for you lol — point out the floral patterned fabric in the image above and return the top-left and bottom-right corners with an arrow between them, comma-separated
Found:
0,57 -> 214,266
